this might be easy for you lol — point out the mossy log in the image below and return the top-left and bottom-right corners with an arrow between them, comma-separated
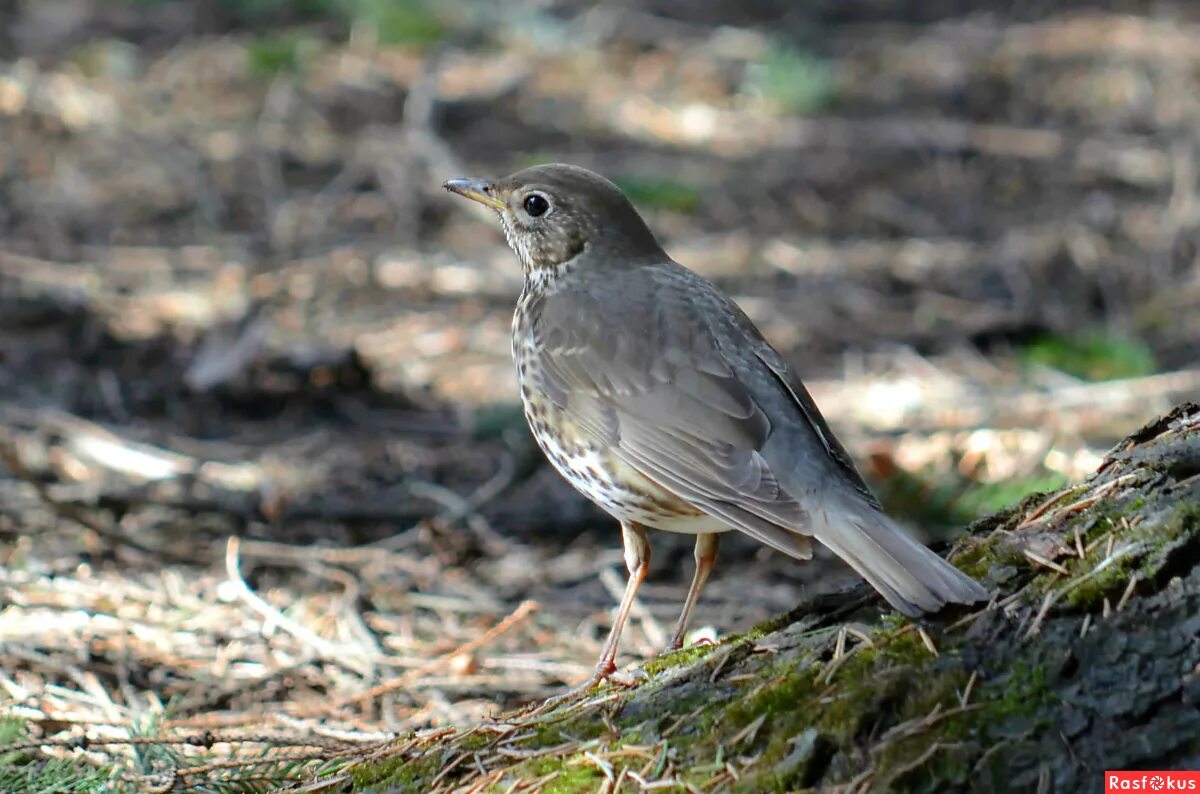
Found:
348,403 -> 1200,793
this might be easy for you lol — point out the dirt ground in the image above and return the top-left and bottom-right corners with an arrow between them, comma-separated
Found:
1,0 -> 1199,790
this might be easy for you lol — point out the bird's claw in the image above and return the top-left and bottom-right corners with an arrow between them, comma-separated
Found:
534,662 -> 647,713
662,635 -> 714,655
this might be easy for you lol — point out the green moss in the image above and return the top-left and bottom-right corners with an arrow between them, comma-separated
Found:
526,757 -> 604,792
745,608 -> 817,642
350,747 -> 444,790
496,732 -> 632,794
1019,330 -> 1157,381
711,672 -> 820,789
879,737 -> 976,791
870,672 -> 976,788
989,660 -> 1055,720
971,482 -> 1199,613
948,530 -> 1026,582
949,463 -> 1197,616
641,642 -> 721,676
646,687 -> 720,737
1059,499 -> 1197,608
1062,554 -> 1137,609
729,673 -> 814,734
679,623 -> 955,789
530,723 -> 570,746
525,718 -> 605,749
816,634 -> 929,741
679,625 -> 979,792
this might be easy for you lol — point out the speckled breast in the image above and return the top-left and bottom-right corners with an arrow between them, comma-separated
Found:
511,296 -> 725,534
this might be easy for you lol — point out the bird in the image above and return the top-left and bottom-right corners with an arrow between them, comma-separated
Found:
443,163 -> 987,690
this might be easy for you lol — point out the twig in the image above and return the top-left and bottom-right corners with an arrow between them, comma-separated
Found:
960,670 -> 978,708
1024,589 -> 1060,640
298,600 -> 539,716
1023,549 -> 1070,576
1115,576 -> 1137,612
224,537 -> 370,677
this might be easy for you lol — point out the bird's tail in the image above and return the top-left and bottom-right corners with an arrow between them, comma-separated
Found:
812,493 -> 988,617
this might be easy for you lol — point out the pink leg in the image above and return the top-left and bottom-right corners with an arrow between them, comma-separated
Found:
550,522 -> 651,701
668,533 -> 720,651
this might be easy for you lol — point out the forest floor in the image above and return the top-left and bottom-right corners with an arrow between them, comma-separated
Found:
1,0 -> 1199,790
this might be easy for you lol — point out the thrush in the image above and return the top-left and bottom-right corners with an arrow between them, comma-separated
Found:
444,164 -> 987,689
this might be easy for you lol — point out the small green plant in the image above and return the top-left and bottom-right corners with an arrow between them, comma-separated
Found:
614,177 -> 703,214
352,0 -> 446,46
0,717 -> 116,793
951,472 -> 1069,522
879,467 -> 1068,530
247,30 -> 320,75
0,716 -> 26,760
1020,330 -> 1157,381
744,44 -> 836,114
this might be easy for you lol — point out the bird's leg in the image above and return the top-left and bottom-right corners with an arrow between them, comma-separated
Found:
667,533 -> 720,651
591,522 -> 652,679
549,522 -> 651,703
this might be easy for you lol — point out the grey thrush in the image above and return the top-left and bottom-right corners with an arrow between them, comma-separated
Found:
444,164 -> 987,689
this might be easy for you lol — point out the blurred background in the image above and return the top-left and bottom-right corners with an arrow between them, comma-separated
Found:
1,0 -> 1198,783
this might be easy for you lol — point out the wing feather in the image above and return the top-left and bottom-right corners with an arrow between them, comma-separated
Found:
529,266 -> 816,557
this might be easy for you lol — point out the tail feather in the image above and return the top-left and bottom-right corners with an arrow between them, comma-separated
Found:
812,495 -> 988,616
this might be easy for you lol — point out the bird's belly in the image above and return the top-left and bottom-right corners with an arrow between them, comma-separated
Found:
521,398 -> 727,535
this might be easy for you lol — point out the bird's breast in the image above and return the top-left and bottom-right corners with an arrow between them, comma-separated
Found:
510,300 -> 724,535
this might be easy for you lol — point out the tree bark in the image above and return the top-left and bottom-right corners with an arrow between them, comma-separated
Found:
352,402 -> 1200,793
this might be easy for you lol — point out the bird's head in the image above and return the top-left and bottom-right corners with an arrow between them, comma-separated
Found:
443,163 -> 664,275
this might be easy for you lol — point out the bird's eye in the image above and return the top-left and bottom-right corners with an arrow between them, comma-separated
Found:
523,193 -> 550,217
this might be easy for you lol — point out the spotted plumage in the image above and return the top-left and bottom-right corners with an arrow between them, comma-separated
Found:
513,272 -> 715,533
444,164 -> 988,690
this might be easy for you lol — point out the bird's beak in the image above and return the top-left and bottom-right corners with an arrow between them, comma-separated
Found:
443,177 -> 506,210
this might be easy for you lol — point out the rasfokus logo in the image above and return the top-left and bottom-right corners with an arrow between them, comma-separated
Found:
1106,772 -> 1200,792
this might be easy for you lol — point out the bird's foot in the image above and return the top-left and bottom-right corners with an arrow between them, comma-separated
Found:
535,661 -> 643,713
662,634 -> 715,655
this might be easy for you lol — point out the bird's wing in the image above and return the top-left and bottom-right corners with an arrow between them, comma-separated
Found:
730,313 -> 883,510
529,264 -> 827,558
